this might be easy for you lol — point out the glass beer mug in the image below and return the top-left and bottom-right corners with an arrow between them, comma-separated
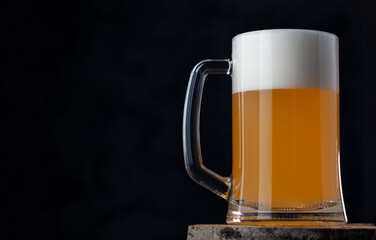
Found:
183,29 -> 347,224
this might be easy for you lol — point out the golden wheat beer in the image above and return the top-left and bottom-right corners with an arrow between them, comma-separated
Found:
232,88 -> 340,210
183,29 -> 347,224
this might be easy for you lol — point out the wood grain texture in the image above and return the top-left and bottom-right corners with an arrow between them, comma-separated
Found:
187,224 -> 376,240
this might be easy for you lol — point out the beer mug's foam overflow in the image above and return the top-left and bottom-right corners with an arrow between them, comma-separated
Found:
232,30 -> 338,93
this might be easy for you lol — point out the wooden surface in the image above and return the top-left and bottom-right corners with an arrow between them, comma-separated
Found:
187,224 -> 376,240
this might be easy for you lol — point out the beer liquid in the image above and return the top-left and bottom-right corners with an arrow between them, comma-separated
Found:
232,88 -> 341,210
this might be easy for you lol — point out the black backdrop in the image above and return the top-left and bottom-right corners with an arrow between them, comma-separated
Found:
2,0 -> 376,239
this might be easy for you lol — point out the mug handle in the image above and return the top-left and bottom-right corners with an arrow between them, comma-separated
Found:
183,59 -> 232,200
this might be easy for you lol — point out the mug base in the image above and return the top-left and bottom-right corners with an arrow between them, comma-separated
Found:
226,201 -> 347,225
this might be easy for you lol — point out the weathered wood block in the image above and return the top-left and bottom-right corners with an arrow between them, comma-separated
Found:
187,224 -> 376,240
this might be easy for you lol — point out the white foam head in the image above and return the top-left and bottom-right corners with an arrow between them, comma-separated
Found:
231,29 -> 339,94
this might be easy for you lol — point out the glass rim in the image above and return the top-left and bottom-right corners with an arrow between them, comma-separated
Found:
232,29 -> 338,41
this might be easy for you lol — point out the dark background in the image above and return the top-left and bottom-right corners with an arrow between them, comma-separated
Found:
2,0 -> 376,239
